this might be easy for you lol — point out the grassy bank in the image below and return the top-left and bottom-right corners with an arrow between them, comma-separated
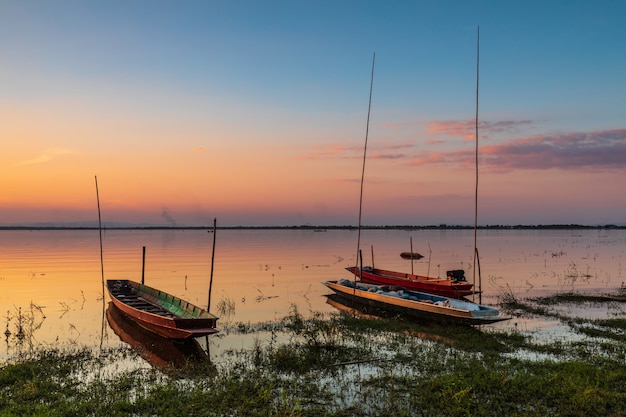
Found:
2,295 -> 626,416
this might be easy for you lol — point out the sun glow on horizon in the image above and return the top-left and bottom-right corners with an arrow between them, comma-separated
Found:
1,2 -> 625,226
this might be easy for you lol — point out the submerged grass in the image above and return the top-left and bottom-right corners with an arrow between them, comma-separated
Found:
2,297 -> 626,416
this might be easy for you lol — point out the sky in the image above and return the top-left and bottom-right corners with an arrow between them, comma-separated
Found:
1,1 -> 625,227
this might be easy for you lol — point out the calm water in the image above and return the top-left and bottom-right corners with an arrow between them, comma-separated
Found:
1,228 -> 625,360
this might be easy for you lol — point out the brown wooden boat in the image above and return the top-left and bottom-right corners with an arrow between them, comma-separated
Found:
400,251 -> 424,260
106,302 -> 211,371
346,266 -> 476,298
106,279 -> 218,339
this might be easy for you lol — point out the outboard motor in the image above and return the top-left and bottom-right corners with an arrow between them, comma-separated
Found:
446,269 -> 466,282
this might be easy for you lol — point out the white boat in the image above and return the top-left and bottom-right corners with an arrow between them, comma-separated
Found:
323,279 -> 509,325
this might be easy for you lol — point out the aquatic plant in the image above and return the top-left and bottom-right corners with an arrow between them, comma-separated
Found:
2,288 -> 626,416
3,305 -> 46,355
215,295 -> 236,317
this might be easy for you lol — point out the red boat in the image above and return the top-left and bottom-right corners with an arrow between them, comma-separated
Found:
107,279 -> 219,339
106,302 -> 211,371
345,266 -> 476,299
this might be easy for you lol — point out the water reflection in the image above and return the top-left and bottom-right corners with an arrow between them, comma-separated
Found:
105,302 -> 212,373
1,228 -> 625,360
326,294 -> 478,346
3,303 -> 47,357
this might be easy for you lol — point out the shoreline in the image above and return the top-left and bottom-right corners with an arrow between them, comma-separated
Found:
1,224 -> 625,231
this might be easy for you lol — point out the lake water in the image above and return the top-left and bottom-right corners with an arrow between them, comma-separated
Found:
1,228 -> 625,361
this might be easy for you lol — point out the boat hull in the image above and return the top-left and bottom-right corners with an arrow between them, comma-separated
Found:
400,252 -> 423,260
107,280 -> 218,339
106,302 -> 211,370
346,266 -> 476,298
323,280 -> 508,326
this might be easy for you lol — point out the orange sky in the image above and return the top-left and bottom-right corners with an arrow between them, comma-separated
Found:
1,2 -> 625,227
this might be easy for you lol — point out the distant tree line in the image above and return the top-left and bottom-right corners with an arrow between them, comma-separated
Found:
0,224 -> 624,231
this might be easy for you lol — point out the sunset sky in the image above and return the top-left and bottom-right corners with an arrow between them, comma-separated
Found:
1,1 -> 625,227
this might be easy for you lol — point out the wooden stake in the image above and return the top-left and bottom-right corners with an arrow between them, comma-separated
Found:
208,218 -> 217,310
141,246 -> 146,285
95,176 -> 105,298
410,236 -> 414,275
95,175 -> 106,348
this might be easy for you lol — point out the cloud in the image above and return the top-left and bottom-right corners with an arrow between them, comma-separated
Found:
425,119 -> 533,141
299,143 -> 414,161
482,128 -> 626,171
425,120 -> 476,140
412,127 -> 626,172
297,144 -> 362,161
17,149 -> 74,166
299,119 -> 626,173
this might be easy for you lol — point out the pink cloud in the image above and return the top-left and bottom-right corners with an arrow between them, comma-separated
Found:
426,120 -> 476,140
299,143 -> 414,161
426,139 -> 445,145
412,127 -> 626,172
425,119 -> 533,141
369,153 -> 406,160
482,129 -> 626,170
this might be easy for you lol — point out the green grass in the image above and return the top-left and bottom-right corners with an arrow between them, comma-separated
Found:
2,296 -> 626,416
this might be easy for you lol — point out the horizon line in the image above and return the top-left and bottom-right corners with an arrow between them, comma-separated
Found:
1,224 -> 625,231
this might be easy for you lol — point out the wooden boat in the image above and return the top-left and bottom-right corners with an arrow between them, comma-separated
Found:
400,251 -> 423,260
323,279 -> 509,325
106,279 -> 219,339
106,302 -> 211,371
346,266 -> 476,298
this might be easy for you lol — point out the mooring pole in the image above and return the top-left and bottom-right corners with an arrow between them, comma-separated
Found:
208,218 -> 217,311
141,246 -> 146,285
410,236 -> 414,275
95,176 -> 104,297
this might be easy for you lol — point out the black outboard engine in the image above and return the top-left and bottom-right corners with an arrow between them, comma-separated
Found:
446,270 -> 466,282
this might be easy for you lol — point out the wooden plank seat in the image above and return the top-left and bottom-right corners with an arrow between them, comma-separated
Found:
106,279 -> 219,338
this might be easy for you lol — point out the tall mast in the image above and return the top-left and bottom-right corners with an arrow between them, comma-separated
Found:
473,26 -> 481,303
354,52 -> 376,278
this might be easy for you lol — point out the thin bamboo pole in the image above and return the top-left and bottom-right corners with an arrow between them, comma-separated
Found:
354,52 -> 376,286
473,26 -> 481,304
410,237 -> 414,275
95,175 -> 106,349
208,218 -> 217,311
95,176 -> 105,298
141,246 -> 146,285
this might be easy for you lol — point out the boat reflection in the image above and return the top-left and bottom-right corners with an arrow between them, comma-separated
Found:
325,294 -> 460,346
106,302 -> 213,373
325,294 -> 383,321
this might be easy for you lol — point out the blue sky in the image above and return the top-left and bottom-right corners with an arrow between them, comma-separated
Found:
1,1 -> 625,226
